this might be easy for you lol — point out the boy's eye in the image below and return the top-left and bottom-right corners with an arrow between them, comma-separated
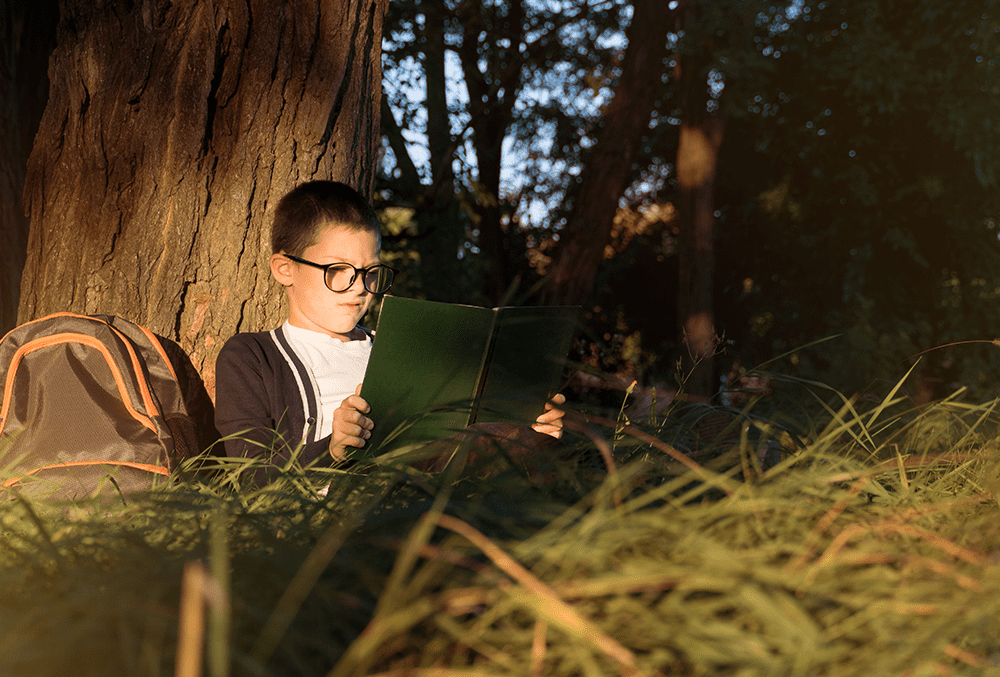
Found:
326,264 -> 358,291
325,263 -> 395,294
286,254 -> 395,293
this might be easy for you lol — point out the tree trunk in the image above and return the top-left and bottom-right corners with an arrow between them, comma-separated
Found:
676,116 -> 724,397
674,1 -> 724,398
540,0 -> 674,308
424,3 -> 452,192
419,1 -> 466,293
19,0 -> 388,396
0,0 -> 58,336
457,0 -> 524,305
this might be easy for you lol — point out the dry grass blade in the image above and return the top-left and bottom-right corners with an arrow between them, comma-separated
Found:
4,382 -> 1000,676
570,412 -> 736,495
176,562 -> 207,677
531,619 -> 547,676
434,514 -> 653,677
251,480 -> 396,666
364,670 -> 507,676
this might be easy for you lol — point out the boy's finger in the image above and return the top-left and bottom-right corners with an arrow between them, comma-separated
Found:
348,429 -> 370,443
339,415 -> 373,434
344,394 -> 372,414
339,435 -> 366,449
330,435 -> 366,460
347,420 -> 371,437
544,395 -> 566,412
536,409 -> 563,424
532,421 -> 564,439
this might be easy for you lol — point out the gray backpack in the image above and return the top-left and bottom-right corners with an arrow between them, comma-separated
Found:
0,313 -> 200,499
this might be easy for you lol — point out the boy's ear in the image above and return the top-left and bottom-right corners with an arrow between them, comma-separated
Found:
270,253 -> 294,287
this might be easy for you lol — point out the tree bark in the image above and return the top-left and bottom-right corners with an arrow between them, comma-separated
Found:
0,0 -> 58,336
540,0 -> 674,308
19,0 -> 388,396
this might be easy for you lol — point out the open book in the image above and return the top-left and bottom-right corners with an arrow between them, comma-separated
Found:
359,296 -> 578,450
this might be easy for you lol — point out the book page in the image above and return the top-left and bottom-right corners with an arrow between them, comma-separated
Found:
361,296 -> 496,450
475,306 -> 578,425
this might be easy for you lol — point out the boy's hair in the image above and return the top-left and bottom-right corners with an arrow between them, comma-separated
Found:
271,180 -> 381,256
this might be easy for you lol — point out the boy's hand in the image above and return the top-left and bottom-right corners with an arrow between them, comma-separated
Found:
532,393 -> 566,439
330,384 -> 373,460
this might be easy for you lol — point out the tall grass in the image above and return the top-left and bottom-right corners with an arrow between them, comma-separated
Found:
2,378 -> 1000,676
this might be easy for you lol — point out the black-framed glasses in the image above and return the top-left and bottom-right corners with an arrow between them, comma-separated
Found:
285,255 -> 396,294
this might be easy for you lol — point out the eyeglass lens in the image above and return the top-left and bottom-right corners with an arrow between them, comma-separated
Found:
326,264 -> 394,293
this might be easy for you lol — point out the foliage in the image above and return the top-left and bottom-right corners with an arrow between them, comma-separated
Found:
4,379 -> 1000,675
378,0 -> 632,306
377,0 -> 1000,400
713,0 -> 1000,399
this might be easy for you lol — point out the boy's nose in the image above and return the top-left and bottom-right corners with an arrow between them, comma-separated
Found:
348,274 -> 368,294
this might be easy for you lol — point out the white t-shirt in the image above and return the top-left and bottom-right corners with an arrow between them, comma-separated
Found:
281,321 -> 372,439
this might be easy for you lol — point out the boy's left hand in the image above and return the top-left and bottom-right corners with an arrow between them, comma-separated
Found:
532,393 -> 566,439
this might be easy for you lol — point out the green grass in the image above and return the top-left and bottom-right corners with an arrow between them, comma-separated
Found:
3,381 -> 1000,676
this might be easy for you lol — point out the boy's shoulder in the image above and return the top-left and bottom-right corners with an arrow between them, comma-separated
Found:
218,328 -> 286,360
221,328 -> 275,347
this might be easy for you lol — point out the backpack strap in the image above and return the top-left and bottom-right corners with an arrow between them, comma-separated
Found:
2,461 -> 170,489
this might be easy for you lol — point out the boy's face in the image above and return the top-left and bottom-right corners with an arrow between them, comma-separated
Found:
271,224 -> 380,340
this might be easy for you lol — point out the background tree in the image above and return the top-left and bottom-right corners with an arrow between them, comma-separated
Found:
379,0 -> 629,306
541,0 -> 673,309
8,0 -> 997,417
671,0 -> 726,397
0,0 -> 58,336
18,0 -> 389,394
711,0 -> 1000,398
379,0 -> 1000,401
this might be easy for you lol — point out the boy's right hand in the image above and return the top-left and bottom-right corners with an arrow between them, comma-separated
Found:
330,384 -> 373,460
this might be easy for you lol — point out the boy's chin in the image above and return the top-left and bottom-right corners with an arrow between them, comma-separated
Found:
328,317 -> 365,337
327,324 -> 357,336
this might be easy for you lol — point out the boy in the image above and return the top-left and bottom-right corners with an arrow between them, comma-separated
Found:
214,181 -> 564,481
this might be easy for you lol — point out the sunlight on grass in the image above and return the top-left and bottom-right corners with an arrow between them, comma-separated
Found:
2,376 -> 1000,676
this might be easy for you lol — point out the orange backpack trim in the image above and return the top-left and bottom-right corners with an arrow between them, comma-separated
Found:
106,325 -> 161,419
131,322 -> 180,382
1,313 -> 176,408
0,311 -> 93,344
1,460 -> 170,489
0,333 -> 158,436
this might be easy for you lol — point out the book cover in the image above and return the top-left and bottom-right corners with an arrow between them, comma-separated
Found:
360,296 -> 578,450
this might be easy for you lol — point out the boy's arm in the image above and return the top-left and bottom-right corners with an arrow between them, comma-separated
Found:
214,336 -> 334,482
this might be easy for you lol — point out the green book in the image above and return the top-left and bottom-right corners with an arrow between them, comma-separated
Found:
359,296 -> 579,450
